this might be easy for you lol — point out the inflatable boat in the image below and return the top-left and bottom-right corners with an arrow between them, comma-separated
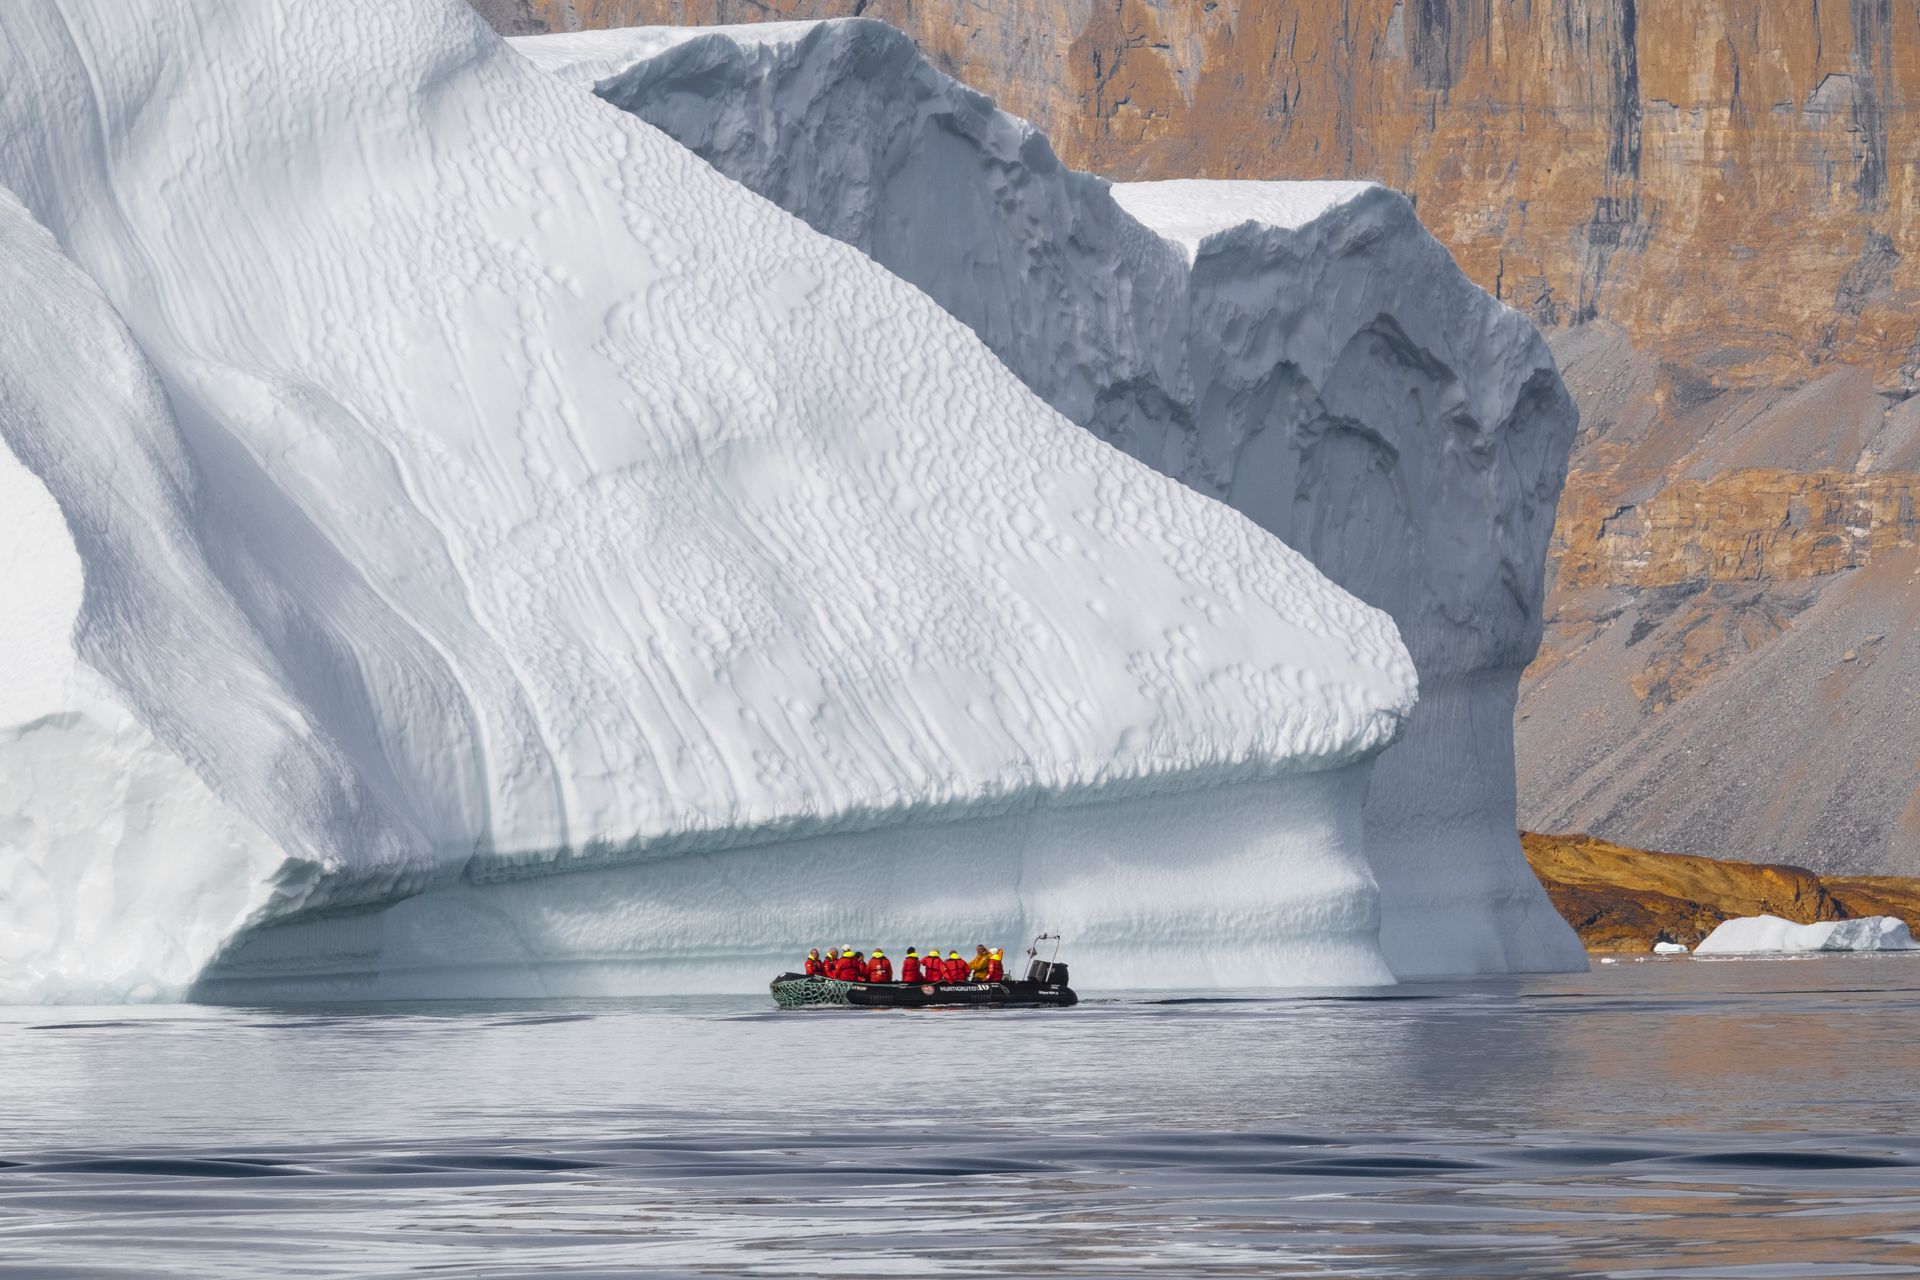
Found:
770,937 -> 1078,1009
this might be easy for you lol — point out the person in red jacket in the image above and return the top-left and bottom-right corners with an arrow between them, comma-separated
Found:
946,951 -> 964,982
985,948 -> 1004,982
852,951 -> 872,982
804,949 -> 825,976
900,948 -> 922,983
832,947 -> 857,981
868,949 -> 893,983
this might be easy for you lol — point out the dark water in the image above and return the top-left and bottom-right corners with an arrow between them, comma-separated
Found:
4,957 -> 1920,1277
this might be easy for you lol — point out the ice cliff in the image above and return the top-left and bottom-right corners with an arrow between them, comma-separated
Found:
0,0 -> 1415,1001
517,19 -> 1587,976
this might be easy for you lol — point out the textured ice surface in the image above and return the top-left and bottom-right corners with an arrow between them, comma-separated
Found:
0,0 -> 1412,1001
0,192 -> 295,1002
516,17 -> 1584,977
1696,915 -> 1920,955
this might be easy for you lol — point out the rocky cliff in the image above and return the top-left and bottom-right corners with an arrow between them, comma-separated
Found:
483,0 -> 1920,873
1523,831 -> 1920,951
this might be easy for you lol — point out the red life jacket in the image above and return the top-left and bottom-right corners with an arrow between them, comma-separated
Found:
900,955 -> 922,983
804,956 -> 824,976
941,958 -> 960,982
852,957 -> 871,982
986,957 -> 1003,982
831,956 -> 855,980
869,957 -> 893,983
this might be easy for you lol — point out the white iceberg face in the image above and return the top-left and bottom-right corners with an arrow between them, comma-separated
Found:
0,0 -> 1412,1000
1651,941 -> 1689,954
1696,915 -> 1920,955
514,17 -> 1585,978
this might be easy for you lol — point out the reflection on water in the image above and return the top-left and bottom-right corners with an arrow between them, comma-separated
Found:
3,956 -> 1919,1277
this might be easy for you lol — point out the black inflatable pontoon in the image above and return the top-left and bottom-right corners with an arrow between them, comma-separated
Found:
770,944 -> 1077,1010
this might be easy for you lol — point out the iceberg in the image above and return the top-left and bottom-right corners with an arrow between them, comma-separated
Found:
1695,915 -> 1920,955
514,18 -> 1585,977
0,0 -> 1414,1001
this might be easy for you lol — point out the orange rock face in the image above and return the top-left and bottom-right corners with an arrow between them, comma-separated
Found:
1554,468 -> 1920,592
1522,830 -> 1920,951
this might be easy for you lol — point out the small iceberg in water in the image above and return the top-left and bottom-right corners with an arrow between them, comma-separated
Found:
1652,941 -> 1689,955
1695,915 -> 1920,955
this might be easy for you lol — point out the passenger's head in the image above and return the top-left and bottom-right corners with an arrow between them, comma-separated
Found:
905,947 -> 917,956
976,945 -> 988,956
873,949 -> 885,959
949,951 -> 961,960
808,948 -> 819,958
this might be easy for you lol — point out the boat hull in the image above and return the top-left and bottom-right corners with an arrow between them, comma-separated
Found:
769,973 -> 1077,1010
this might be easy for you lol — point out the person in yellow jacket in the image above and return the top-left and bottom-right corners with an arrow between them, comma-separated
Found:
967,945 -> 992,981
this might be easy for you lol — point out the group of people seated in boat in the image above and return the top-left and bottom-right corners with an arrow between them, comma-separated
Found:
803,944 -> 1004,984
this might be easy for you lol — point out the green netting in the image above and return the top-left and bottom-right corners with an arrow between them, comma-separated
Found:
770,976 -> 851,1009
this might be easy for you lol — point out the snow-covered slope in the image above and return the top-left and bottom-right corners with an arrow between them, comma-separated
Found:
0,0 -> 1413,1001
515,18 -> 1585,977
516,20 -> 1193,449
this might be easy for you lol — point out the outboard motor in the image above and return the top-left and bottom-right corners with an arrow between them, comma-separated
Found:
1024,934 -> 1067,985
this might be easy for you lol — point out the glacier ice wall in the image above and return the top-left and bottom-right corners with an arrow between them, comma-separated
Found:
515,19 -> 1587,976
0,189 -> 332,1002
0,0 -> 1413,1000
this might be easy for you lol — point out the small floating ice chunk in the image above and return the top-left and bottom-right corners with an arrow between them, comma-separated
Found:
1695,914 -> 1920,955
1652,941 -> 1689,955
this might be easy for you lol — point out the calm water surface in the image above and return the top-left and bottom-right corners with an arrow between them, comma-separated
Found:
3,956 -> 1919,1277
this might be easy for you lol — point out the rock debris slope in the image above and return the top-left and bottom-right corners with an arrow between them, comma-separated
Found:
516,19 -> 1585,976
0,0 -> 1415,1001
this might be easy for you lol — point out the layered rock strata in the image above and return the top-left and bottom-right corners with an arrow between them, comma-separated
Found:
1524,830 -> 1920,952
518,20 -> 1586,976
